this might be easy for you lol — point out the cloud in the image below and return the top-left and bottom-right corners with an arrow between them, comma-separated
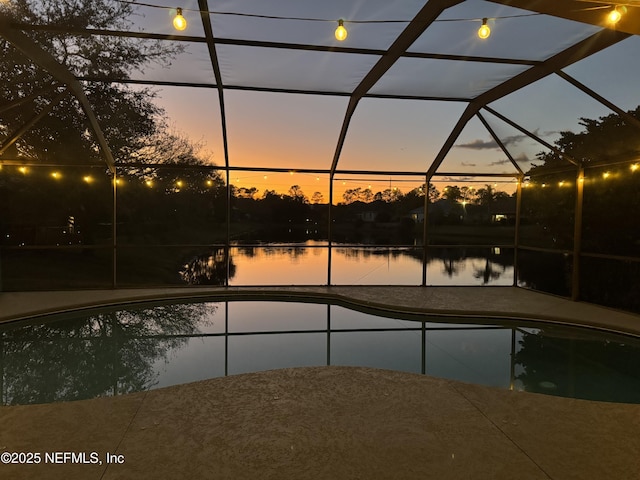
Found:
541,129 -> 560,137
513,152 -> 532,163
461,161 -> 477,167
487,153 -> 532,166
454,139 -> 499,150
489,159 -> 510,166
454,128 -> 559,151
440,176 -> 474,182
501,133 -> 528,146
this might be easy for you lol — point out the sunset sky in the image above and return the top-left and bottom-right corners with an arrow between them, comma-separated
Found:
120,0 -> 640,201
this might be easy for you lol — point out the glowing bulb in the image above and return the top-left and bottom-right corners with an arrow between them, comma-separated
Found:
631,164 -> 638,172
19,166 -> 28,174
83,175 -> 93,183
176,180 -> 183,188
173,7 -> 187,31
335,19 -> 348,41
264,175 -> 268,180
206,180 -> 213,186
602,171 -> 610,179
608,7 -> 622,24
51,171 -> 61,179
478,18 -> 490,39
146,180 -> 153,187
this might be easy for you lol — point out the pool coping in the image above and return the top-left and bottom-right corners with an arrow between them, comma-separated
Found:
1,285 -> 639,337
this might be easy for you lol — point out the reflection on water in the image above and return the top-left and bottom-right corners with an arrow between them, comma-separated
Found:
180,241 -> 516,286
0,302 -> 216,405
180,247 -> 235,285
2,300 -> 640,405
515,328 -> 640,403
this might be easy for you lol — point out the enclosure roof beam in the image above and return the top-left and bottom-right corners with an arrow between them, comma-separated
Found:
471,28 -> 629,109
476,111 -> 524,175
488,0 -> 640,37
198,0 -> 229,171
329,0 -> 464,176
426,102 -> 480,178
76,77 -> 471,102
0,18 -> 116,173
426,27 -> 628,176
0,82 -> 60,114
15,23 -> 540,66
0,89 -> 69,156
555,71 -> 640,131
483,106 -> 579,166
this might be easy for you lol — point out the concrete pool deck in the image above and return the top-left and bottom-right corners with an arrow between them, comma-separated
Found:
1,285 -> 639,336
1,366 -> 639,480
1,286 -> 639,479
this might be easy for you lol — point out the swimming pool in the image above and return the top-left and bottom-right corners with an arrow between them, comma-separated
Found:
2,298 -> 640,405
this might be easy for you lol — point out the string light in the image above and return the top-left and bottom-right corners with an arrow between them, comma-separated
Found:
478,18 -> 490,39
607,6 -> 622,24
173,7 -> 187,31
83,175 -> 93,183
119,1 -> 541,25
335,19 -> 347,41
631,164 -> 639,172
51,171 -> 61,179
19,166 -> 28,174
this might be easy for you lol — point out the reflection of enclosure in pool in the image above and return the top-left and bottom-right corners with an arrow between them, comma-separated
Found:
2,300 -> 639,406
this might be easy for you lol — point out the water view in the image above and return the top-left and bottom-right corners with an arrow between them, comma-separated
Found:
180,241 -> 517,286
2,300 -> 639,406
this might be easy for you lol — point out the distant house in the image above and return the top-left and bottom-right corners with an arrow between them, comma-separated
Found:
489,197 -> 517,224
409,207 -> 424,223
356,211 -> 377,222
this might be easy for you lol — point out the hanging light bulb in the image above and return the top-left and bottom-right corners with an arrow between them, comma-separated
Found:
478,18 -> 491,39
173,7 -> 187,31
608,6 -> 622,24
335,19 -> 348,41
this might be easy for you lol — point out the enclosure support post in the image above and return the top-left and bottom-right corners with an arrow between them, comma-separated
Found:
510,327 -> 516,391
326,304 -> 331,366
513,174 -> 524,286
421,322 -> 426,374
226,174 -> 231,287
224,301 -> 229,376
112,173 -> 117,288
328,175 -> 334,286
421,174 -> 432,286
571,166 -> 584,301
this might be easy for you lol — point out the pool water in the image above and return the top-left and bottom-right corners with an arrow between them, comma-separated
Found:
2,299 -> 640,405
